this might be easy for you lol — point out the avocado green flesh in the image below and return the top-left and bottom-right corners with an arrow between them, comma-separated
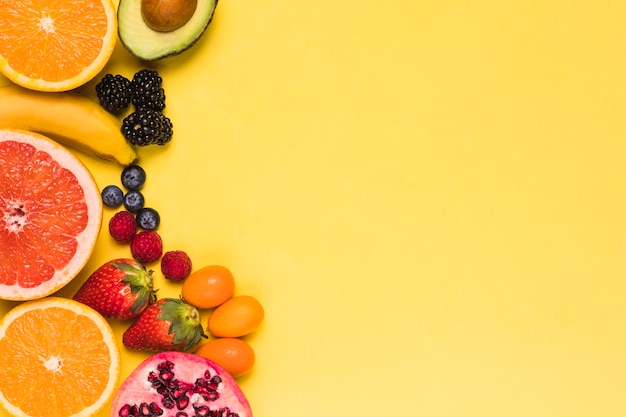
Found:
118,0 -> 217,61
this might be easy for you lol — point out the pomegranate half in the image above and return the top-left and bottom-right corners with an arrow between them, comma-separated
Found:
111,352 -> 252,417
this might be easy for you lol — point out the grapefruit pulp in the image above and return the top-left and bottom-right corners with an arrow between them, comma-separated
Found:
0,129 -> 102,300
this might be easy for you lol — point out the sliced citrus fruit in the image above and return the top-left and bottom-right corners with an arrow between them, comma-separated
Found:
0,0 -> 117,92
0,129 -> 102,300
0,297 -> 120,417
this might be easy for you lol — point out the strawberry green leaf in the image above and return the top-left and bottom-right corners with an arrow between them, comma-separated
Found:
114,261 -> 156,314
157,298 -> 206,350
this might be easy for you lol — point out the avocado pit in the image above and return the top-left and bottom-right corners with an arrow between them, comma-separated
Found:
141,0 -> 197,32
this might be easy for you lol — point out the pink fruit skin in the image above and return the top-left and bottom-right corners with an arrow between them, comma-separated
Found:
110,352 -> 252,417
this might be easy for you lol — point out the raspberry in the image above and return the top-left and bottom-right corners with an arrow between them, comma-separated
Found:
108,211 -> 137,242
161,251 -> 192,282
130,230 -> 163,264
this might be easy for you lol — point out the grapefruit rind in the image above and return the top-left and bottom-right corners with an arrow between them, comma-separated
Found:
0,129 -> 103,300
0,297 -> 121,417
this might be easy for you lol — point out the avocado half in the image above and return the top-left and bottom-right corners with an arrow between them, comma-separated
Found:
118,0 -> 218,61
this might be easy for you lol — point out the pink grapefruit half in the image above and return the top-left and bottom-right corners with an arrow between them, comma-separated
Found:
0,129 -> 102,300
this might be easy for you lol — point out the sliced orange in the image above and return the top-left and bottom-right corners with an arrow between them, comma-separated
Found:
0,297 -> 120,417
0,0 -> 117,92
0,129 -> 102,300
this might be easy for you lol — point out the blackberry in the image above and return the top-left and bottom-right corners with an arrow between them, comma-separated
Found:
121,164 -> 147,190
95,74 -> 132,113
136,207 -> 160,230
101,185 -> 124,208
130,69 -> 166,111
121,108 -> 173,146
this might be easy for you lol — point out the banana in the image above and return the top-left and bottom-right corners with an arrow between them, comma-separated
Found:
0,85 -> 136,165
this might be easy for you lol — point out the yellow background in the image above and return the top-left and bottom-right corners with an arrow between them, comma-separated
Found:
1,0 -> 626,416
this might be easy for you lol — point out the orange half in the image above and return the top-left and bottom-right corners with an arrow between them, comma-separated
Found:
0,0 -> 117,92
0,297 -> 120,417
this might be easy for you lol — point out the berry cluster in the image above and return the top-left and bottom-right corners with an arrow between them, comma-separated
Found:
102,164 -> 191,280
95,69 -> 173,146
92,73 -> 264,377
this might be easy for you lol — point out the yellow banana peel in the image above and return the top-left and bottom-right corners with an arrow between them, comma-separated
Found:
0,85 -> 136,165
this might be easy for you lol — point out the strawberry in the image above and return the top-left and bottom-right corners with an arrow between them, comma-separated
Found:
122,298 -> 206,352
130,230 -> 163,264
73,258 -> 156,319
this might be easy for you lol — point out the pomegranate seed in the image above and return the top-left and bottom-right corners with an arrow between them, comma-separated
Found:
149,402 -> 164,415
171,387 -> 186,399
160,369 -> 174,381
161,397 -> 175,409
176,395 -> 190,410
195,386 -> 219,401
118,404 -> 132,417
193,404 -> 210,417
138,402 -> 152,417
158,360 -> 174,370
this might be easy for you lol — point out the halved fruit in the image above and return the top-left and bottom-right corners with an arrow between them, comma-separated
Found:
0,129 -> 102,300
0,297 -> 121,417
0,0 -> 118,92
118,0 -> 218,61
111,351 -> 252,417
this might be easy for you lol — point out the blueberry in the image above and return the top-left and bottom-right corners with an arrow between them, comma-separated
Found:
136,207 -> 160,230
123,190 -> 145,213
101,185 -> 124,208
121,164 -> 147,190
